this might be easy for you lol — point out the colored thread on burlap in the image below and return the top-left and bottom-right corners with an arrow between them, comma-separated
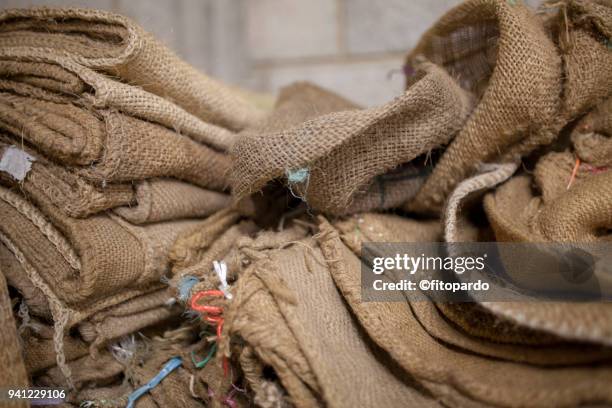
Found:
190,289 -> 229,376
126,356 -> 182,408
567,157 -> 581,189
178,275 -> 199,301
286,167 -> 310,201
191,343 -> 217,369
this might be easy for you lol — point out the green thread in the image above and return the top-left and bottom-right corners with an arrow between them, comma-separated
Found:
191,343 -> 217,369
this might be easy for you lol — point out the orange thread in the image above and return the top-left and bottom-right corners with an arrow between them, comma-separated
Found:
190,290 -> 230,377
567,157 -> 581,190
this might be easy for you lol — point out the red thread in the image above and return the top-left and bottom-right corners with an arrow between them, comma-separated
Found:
190,290 -> 230,377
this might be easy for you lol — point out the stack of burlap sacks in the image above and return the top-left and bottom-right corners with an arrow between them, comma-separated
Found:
0,6 -> 268,407
2,0 -> 612,407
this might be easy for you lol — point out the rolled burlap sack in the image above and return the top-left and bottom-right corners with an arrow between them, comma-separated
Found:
0,7 -> 264,131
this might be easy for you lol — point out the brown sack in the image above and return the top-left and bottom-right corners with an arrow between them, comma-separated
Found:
78,289 -> 180,355
114,179 -> 230,225
334,213 -> 612,363
0,140 -> 134,219
571,95 -> 612,167
553,0 -> 612,120
437,157 -> 612,346
0,95 -> 230,190
405,0 -> 562,215
0,185 -> 198,310
0,50 -> 237,151
0,267 -> 29,405
1,242 -> 51,319
0,7 -> 264,131
232,63 -> 472,215
19,321 -> 89,375
224,226 -> 440,408
317,218 -> 612,407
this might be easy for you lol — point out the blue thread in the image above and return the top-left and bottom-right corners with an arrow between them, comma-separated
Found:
287,168 -> 309,183
126,357 -> 182,408
178,275 -> 199,301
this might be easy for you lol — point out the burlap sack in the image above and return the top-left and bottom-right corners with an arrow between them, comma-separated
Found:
551,0 -> 612,120
1,242 -> 51,319
168,220 -> 259,305
571,95 -> 612,167
232,63 -> 473,215
0,7 -> 264,131
405,0 -> 562,215
0,94 -> 230,190
114,179 -> 230,225
19,321 -> 89,375
78,289 -> 180,355
36,350 -> 124,390
0,49 -> 237,151
0,268 -> 29,405
0,139 -> 134,219
317,218 -> 612,407
430,154 -> 612,346
0,185 -> 198,308
485,156 -> 611,243
169,209 -> 241,271
334,212 -> 612,362
223,226 -> 439,408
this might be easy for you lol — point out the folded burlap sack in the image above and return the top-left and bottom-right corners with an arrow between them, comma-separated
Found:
317,217 -> 612,407
78,289 -> 181,356
0,93 -> 230,190
433,145 -> 612,346
405,0 -> 564,215
0,184 -> 204,385
17,318 -> 89,375
0,7 -> 264,131
114,179 -> 230,225
0,138 -> 231,220
1,241 -> 51,319
36,349 -> 124,391
0,269 -> 29,407
232,62 -> 473,215
223,225 -> 440,408
0,139 -> 135,219
0,185 -> 198,308
0,49 -> 237,153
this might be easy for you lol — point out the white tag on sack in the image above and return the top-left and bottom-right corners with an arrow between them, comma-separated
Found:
0,146 -> 35,181
213,260 -> 233,300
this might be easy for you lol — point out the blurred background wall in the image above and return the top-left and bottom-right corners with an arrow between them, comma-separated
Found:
1,0 -> 538,106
